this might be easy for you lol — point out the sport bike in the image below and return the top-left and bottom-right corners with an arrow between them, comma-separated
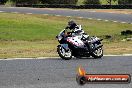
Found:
56,29 -> 103,60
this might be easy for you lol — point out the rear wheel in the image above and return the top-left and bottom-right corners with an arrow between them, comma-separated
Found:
57,46 -> 72,60
91,47 -> 103,58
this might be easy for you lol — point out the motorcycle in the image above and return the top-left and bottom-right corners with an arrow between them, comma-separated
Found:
56,27 -> 103,60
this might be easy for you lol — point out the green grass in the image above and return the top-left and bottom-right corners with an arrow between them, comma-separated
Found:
0,13 -> 132,41
0,40 -> 58,58
0,13 -> 65,41
0,13 -> 132,58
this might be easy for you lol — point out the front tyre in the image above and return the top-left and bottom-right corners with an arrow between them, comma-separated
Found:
91,47 -> 103,58
57,46 -> 72,60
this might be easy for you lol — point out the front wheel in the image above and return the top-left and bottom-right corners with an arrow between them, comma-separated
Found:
91,47 -> 103,58
57,46 -> 72,60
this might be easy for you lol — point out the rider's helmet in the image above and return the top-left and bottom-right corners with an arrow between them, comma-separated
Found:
68,20 -> 77,30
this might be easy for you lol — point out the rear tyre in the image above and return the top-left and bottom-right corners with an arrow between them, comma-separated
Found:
57,46 -> 72,60
91,47 -> 103,58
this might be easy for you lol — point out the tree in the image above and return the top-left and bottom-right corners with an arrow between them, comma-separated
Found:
84,0 -> 100,4
107,0 -> 117,5
118,0 -> 132,4
107,0 -> 112,5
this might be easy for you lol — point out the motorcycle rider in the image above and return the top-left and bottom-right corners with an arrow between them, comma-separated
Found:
64,20 -> 95,52
65,20 -> 89,41
65,20 -> 84,36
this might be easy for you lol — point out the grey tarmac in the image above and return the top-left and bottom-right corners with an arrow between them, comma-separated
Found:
0,56 -> 132,88
0,7 -> 132,23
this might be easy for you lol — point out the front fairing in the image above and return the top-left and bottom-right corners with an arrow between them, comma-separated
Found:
57,29 -> 65,41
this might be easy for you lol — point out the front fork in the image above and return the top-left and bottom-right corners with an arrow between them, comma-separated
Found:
57,44 -> 69,52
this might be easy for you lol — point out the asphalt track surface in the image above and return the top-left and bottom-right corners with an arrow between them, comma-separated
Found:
0,7 -> 132,23
0,56 -> 132,88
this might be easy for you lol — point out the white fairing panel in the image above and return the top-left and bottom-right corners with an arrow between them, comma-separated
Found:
67,36 -> 84,46
58,29 -> 65,41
